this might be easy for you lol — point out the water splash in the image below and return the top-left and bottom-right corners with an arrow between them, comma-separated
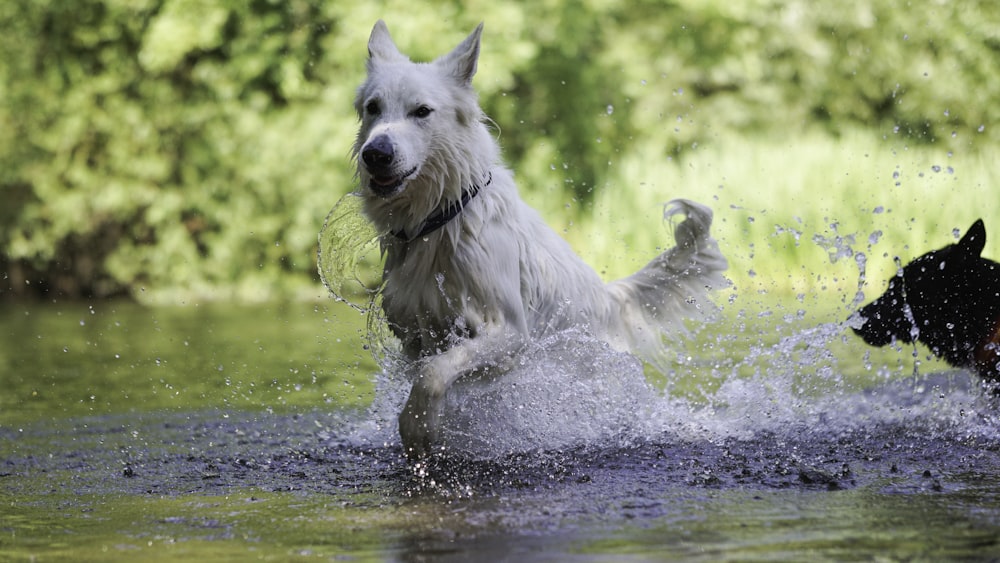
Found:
317,192 -> 380,309
439,330 -> 666,456
811,223 -> 856,264
317,192 -> 396,362
346,319 -> 998,462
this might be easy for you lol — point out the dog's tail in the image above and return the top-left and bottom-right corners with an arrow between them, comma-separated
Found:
606,199 -> 729,373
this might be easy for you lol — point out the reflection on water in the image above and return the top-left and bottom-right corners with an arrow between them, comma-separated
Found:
0,300 -> 377,424
1,300 -> 1000,560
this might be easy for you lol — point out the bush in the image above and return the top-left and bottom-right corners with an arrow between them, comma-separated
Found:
1,0 -> 997,301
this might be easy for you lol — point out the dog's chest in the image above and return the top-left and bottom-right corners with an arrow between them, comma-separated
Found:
381,241 -> 498,346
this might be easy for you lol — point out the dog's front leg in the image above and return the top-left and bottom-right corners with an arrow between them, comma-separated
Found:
398,361 -> 452,459
399,342 -> 482,459
398,325 -> 522,460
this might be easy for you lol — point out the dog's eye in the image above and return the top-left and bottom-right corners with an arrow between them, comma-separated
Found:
365,100 -> 381,117
412,105 -> 433,118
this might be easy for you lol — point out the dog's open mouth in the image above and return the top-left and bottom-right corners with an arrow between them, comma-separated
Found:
368,167 -> 418,197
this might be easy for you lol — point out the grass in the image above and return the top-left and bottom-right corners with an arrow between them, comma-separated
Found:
526,128 -> 999,305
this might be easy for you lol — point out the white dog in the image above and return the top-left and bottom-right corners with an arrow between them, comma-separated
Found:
352,20 -> 728,459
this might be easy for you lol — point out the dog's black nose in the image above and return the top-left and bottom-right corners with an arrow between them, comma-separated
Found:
362,136 -> 394,169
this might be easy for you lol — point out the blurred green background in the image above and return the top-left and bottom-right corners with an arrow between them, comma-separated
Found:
2,0 -> 998,304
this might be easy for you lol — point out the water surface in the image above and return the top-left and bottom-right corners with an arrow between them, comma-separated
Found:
2,299 -> 999,561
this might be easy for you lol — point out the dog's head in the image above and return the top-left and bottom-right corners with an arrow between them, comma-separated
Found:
353,20 -> 491,233
853,219 -> 989,353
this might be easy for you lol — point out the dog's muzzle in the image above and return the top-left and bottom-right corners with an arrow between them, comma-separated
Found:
362,135 -> 415,197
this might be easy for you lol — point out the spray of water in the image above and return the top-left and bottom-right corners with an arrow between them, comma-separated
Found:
340,319 -> 997,462
320,203 -> 998,461
318,193 -> 396,363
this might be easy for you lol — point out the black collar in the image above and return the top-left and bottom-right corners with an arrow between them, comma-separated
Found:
392,171 -> 492,242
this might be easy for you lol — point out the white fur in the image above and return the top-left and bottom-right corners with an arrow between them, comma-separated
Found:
353,20 -> 728,458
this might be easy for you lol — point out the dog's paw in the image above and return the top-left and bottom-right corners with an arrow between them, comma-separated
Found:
398,412 -> 432,460
398,386 -> 442,460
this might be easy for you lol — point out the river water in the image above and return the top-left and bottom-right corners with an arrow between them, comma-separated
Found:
2,299 -> 999,560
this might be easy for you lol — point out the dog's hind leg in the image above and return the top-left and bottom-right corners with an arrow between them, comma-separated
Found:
398,324 -> 522,459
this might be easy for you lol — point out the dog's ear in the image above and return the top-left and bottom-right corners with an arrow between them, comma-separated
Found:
437,23 -> 484,86
367,20 -> 407,64
958,219 -> 987,258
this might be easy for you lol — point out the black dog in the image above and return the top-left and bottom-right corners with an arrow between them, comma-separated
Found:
853,219 -> 1000,385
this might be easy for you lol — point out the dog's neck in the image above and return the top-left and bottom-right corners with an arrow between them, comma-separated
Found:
391,171 -> 492,242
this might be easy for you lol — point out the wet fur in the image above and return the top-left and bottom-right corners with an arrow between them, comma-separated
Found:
853,219 -> 1000,387
354,20 -> 728,458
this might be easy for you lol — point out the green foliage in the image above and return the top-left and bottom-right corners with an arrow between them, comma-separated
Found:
1,0 -> 999,302
548,129 -> 1000,305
